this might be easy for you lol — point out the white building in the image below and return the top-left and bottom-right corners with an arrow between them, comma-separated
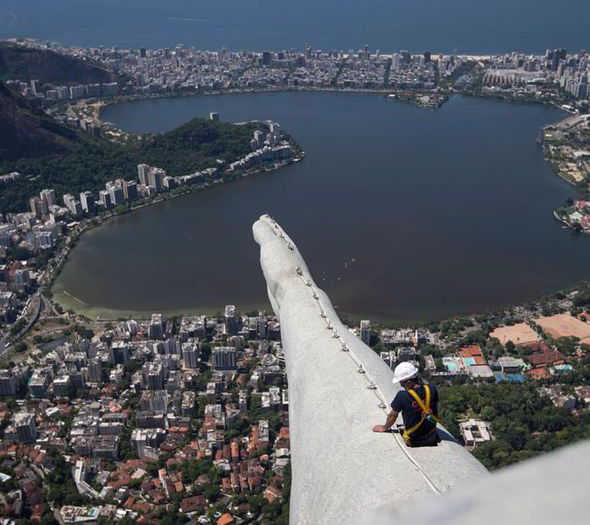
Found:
459,419 -> 493,448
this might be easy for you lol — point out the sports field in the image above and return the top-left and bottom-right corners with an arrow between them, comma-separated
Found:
535,313 -> 590,342
489,323 -> 540,346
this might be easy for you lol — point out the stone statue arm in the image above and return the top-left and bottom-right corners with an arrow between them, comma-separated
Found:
252,214 -> 488,525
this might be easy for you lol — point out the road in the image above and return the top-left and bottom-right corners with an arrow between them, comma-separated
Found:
0,292 -> 42,359
0,218 -> 105,360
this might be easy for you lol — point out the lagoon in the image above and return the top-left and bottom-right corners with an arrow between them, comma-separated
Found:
52,92 -> 589,323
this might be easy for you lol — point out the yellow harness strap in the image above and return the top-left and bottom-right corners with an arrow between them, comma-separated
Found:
402,385 -> 440,445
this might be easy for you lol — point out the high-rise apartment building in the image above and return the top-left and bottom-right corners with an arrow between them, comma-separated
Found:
40,189 -> 56,208
149,313 -> 164,339
99,190 -> 111,209
148,168 -> 165,193
87,359 -> 103,383
257,313 -> 268,340
0,370 -> 19,396
138,164 -> 150,186
15,412 -> 37,443
123,180 -> 138,201
111,341 -> 130,364
30,197 -> 44,218
63,193 -> 76,213
108,185 -> 125,206
225,305 -> 238,336
182,344 -> 199,369
212,347 -> 237,371
80,191 -> 95,214
360,320 -> 371,346
63,194 -> 82,217
145,362 -> 164,390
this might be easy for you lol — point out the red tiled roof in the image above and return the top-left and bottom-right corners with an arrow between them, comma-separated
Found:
133,502 -> 151,515
527,368 -> 551,380
196,474 -> 210,486
264,485 -> 281,504
151,491 -> 166,504
180,495 -> 205,513
527,349 -> 565,367
521,341 -> 551,352
217,514 -> 234,525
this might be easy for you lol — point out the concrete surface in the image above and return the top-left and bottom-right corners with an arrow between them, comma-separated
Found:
252,215 -> 488,525
360,439 -> 590,525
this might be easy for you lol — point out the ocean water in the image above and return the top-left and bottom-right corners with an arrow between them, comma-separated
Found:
1,0 -> 589,54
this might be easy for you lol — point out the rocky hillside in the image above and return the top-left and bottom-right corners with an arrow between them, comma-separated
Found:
0,110 -> 265,213
0,42 -> 116,84
0,81 -> 77,162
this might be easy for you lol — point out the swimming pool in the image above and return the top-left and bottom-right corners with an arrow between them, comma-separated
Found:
444,361 -> 458,372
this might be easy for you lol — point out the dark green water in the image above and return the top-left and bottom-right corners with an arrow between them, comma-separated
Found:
53,92 -> 587,323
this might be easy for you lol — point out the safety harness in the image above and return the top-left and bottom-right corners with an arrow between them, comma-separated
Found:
402,385 -> 441,445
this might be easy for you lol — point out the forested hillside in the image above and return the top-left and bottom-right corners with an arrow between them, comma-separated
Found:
0,81 -> 77,162
0,115 -> 262,213
0,42 -> 117,84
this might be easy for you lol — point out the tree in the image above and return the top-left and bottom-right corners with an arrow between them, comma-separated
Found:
554,336 -> 578,356
8,246 -> 31,261
204,483 -> 221,502
46,455 -> 91,506
40,513 -> 60,525
481,406 -> 496,421
505,341 -> 516,354
436,382 -> 590,470
10,318 -> 26,335
73,324 -> 94,339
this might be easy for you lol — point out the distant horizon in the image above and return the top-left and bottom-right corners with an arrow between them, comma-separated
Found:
1,37 -> 572,59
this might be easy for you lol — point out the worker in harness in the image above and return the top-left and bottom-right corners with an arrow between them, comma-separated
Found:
372,362 -> 441,447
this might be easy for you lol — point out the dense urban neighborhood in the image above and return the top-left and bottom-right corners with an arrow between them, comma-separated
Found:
2,286 -> 590,522
0,308 -> 291,524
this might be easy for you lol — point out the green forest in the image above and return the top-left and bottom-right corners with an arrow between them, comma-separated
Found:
436,382 -> 590,470
0,42 -> 118,84
0,118 -> 263,213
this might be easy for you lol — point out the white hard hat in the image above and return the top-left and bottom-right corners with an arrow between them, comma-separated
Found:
392,362 -> 419,384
